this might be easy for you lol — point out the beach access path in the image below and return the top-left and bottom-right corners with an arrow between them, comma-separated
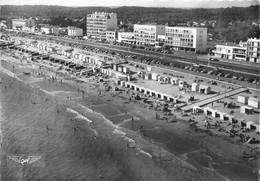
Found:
181,87 -> 248,111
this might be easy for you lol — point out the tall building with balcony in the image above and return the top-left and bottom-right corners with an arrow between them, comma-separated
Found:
247,38 -> 260,63
134,24 -> 165,46
165,27 -> 207,53
86,12 -> 117,40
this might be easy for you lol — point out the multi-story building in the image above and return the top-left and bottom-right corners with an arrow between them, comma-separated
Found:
12,19 -> 26,29
134,24 -> 165,46
165,27 -> 207,53
68,26 -> 83,37
25,18 -> 36,27
106,31 -> 118,42
86,12 -> 117,40
213,44 -> 247,61
247,38 -> 260,63
118,32 -> 135,44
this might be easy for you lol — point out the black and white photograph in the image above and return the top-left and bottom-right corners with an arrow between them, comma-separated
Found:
0,0 -> 259,180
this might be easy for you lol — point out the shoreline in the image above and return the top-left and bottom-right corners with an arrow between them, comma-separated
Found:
0,50 -> 259,180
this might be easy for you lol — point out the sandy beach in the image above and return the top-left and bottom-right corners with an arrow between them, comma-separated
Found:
0,48 -> 259,181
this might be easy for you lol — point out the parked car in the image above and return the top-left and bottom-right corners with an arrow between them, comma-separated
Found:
200,69 -> 207,73
224,74 -> 232,78
217,73 -> 224,77
238,76 -> 245,81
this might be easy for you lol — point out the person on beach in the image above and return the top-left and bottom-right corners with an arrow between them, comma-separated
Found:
57,109 -> 60,113
46,125 -> 49,130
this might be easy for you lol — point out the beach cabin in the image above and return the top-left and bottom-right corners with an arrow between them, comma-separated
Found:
152,73 -> 159,81
79,54 -> 84,61
227,115 -> 237,123
170,77 -> 180,85
117,66 -> 123,72
237,95 -> 249,104
43,45 -> 48,50
137,71 -> 145,79
251,123 -> 259,132
163,77 -> 169,83
199,85 -> 211,94
120,81 -> 125,87
246,121 -> 254,129
192,106 -> 203,114
212,110 -> 220,118
204,107 -> 213,116
147,66 -> 152,71
48,47 -> 55,52
123,67 -> 130,74
179,80 -> 186,88
73,53 -> 79,59
219,112 -> 229,121
145,73 -> 151,80
191,83 -> 200,92
240,106 -> 254,114
248,97 -> 260,108
159,76 -> 164,82
126,75 -> 131,81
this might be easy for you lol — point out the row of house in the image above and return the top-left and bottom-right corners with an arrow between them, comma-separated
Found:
10,18 -> 84,37
212,38 -> 260,63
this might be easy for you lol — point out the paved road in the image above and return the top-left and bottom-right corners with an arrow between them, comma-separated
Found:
181,87 -> 248,112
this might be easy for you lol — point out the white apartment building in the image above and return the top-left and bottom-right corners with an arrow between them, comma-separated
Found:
68,26 -> 83,37
106,31 -> 118,42
247,38 -> 260,63
12,19 -> 26,29
134,24 -> 165,46
165,27 -> 207,53
213,44 -> 247,61
118,32 -> 135,44
41,26 -> 52,35
86,12 -> 117,40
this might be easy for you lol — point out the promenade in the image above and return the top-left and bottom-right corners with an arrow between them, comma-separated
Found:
181,87 -> 248,112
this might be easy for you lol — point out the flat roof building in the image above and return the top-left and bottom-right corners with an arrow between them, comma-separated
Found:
86,12 -> 117,40
106,30 -> 118,42
165,27 -> 207,53
12,19 -> 26,29
118,32 -> 135,44
68,26 -> 83,37
134,24 -> 165,46
213,44 -> 247,61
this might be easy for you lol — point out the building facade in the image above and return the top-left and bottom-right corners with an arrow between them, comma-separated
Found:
118,32 -> 135,44
40,26 -> 52,35
165,27 -> 207,53
247,38 -> 260,63
86,12 -> 117,40
106,31 -> 118,42
12,19 -> 26,29
134,24 -> 165,46
213,44 -> 247,61
25,19 -> 36,27
68,26 -> 83,37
